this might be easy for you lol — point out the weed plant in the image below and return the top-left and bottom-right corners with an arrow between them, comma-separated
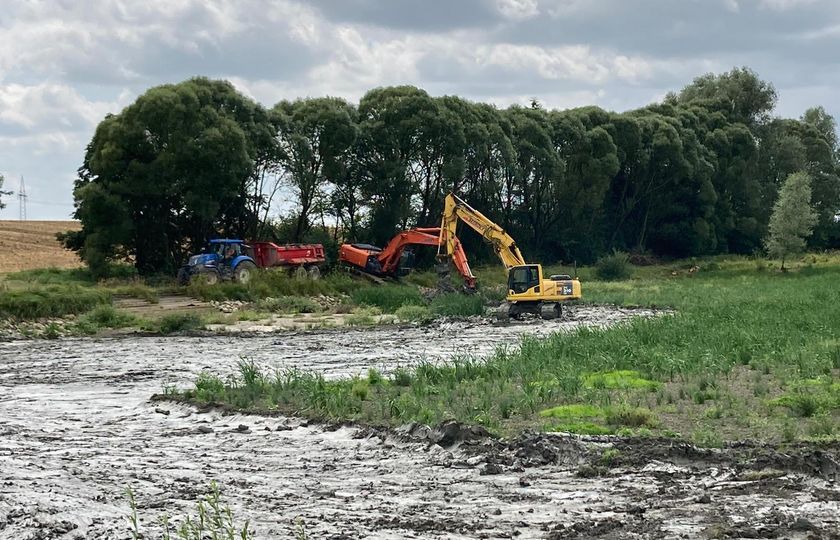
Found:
126,482 -> 253,539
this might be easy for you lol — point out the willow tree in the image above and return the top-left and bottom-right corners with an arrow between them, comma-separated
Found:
766,171 -> 817,270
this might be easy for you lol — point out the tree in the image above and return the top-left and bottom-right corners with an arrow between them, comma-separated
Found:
0,174 -> 12,210
678,67 -> 777,128
65,78 -> 275,276
272,97 -> 357,241
802,106 -> 838,155
356,86 -> 437,246
766,171 -> 817,270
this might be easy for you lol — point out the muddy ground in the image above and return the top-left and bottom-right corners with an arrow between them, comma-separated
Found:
1,306 -> 838,539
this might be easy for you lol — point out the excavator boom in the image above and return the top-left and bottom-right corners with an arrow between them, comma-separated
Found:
339,227 -> 476,290
438,194 -> 526,269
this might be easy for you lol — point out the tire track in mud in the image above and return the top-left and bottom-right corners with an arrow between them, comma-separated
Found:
1,306 -> 838,539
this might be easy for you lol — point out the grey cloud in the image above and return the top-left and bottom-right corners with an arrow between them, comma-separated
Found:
2,0 -> 839,220
310,0 -> 500,31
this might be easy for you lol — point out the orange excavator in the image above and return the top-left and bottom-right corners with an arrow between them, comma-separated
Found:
339,227 -> 477,290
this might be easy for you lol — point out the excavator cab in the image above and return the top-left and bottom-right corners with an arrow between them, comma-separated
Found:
508,265 -> 541,294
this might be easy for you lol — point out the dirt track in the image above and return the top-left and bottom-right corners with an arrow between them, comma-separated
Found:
1,308 -> 838,539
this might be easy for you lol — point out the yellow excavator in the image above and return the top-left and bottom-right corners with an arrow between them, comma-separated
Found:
437,193 -> 581,320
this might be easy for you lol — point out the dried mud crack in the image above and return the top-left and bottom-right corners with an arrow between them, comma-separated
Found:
1,306 -> 838,539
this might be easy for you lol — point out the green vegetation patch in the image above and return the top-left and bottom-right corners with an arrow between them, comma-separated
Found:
74,305 -> 139,334
430,293 -> 485,317
350,285 -> 424,312
595,251 -> 633,281
0,287 -> 111,320
395,304 -> 435,323
539,403 -> 603,419
154,313 -> 205,334
582,370 -> 661,391
258,295 -> 321,314
769,378 -> 840,417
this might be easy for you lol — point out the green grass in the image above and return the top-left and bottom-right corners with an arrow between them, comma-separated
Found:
153,313 -> 205,334
582,370 -> 661,391
74,305 -> 139,334
350,285 -> 424,312
430,293 -> 485,317
395,304 -> 435,323
0,286 -> 111,319
185,272 -> 358,303
257,296 -> 321,314
171,254 -> 840,442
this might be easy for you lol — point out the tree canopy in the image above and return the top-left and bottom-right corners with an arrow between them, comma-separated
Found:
66,68 -> 840,275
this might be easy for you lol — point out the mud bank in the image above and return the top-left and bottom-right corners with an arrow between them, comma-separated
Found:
1,306 -> 838,539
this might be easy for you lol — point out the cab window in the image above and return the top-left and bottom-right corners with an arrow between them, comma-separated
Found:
509,265 -> 539,294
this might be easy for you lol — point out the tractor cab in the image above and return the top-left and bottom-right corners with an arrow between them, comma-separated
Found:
178,238 -> 257,285
208,239 -> 244,267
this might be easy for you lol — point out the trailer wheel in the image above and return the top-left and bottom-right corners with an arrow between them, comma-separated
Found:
307,266 -> 321,280
234,261 -> 257,284
294,266 -> 308,280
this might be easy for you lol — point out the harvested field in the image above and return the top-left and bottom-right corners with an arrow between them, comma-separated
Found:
1,310 -> 838,538
0,220 -> 81,273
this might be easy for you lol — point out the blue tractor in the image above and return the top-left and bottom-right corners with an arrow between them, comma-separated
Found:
177,239 -> 258,285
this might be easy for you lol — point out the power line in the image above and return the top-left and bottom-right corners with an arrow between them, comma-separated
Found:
18,176 -> 27,221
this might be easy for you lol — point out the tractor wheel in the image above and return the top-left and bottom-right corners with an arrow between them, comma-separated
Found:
294,266 -> 308,280
177,267 -> 191,286
200,271 -> 219,285
234,261 -> 257,284
307,266 -> 321,280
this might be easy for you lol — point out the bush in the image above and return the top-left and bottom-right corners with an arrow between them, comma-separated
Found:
430,293 -> 485,317
595,251 -> 633,281
605,406 -> 658,428
75,305 -> 138,334
258,296 -> 321,314
156,313 -> 204,334
350,285 -> 423,312
0,287 -> 111,319
346,306 -> 382,326
394,304 -> 435,323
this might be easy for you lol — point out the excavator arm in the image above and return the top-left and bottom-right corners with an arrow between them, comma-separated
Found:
378,227 -> 476,290
339,227 -> 477,290
438,193 -> 526,269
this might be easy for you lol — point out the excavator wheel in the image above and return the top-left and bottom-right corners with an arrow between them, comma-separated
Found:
540,302 -> 562,320
495,303 -> 511,321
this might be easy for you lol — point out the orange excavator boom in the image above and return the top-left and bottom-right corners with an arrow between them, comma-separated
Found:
339,227 -> 476,290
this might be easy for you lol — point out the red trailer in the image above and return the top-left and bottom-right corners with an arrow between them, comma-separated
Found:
248,241 -> 326,278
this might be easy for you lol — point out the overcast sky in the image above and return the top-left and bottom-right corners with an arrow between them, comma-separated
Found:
1,0 -> 838,220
